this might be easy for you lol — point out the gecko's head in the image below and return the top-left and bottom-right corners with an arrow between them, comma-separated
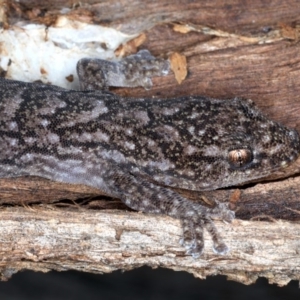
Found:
197,98 -> 300,189
124,96 -> 300,191
168,97 -> 300,190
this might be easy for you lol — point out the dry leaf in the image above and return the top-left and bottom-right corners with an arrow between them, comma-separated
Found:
229,189 -> 241,204
170,52 -> 187,84
280,23 -> 299,40
173,23 -> 191,34
115,33 -> 147,57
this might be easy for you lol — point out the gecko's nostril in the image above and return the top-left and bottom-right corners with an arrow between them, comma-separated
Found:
288,129 -> 300,153
288,129 -> 299,140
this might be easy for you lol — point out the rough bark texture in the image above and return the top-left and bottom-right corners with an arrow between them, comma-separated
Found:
1,0 -> 300,285
1,202 -> 300,286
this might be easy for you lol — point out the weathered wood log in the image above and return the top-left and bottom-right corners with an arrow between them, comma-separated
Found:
1,202 -> 300,286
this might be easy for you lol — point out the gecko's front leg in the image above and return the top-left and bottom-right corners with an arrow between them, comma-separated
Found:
103,167 -> 234,257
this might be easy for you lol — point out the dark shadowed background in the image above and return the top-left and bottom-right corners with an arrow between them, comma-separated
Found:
0,269 -> 299,300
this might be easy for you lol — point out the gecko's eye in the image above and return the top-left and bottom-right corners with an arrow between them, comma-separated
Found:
228,149 -> 253,168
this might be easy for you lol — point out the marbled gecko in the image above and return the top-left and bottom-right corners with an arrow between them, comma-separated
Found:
0,50 -> 299,257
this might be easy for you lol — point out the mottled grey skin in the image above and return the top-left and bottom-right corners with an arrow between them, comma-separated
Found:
0,51 -> 299,257
77,50 -> 170,90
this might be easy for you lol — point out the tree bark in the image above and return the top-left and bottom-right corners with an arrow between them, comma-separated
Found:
1,0 -> 300,285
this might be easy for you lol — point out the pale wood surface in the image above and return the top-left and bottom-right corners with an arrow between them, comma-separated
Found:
1,205 -> 300,286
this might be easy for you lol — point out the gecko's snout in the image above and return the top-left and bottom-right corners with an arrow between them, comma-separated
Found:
283,127 -> 300,166
288,128 -> 300,143
288,128 -> 300,150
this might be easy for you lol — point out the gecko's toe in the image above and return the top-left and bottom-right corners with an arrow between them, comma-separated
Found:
180,237 -> 196,250
187,246 -> 203,259
213,242 -> 229,255
185,240 -> 204,258
180,218 -> 206,258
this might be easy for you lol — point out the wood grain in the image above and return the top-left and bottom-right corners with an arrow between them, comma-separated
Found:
0,207 -> 300,286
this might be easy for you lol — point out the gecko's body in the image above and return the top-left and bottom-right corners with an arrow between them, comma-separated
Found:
0,51 -> 299,257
